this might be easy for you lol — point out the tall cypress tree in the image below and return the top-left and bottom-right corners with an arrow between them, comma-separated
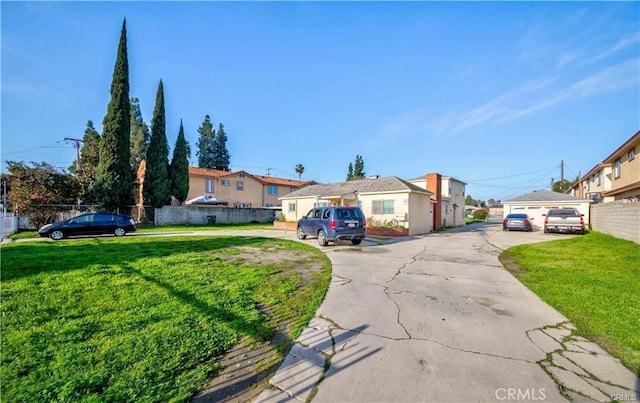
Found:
169,120 -> 190,203
196,115 -> 215,168
94,19 -> 133,212
77,120 -> 101,204
143,79 -> 170,219
130,97 -> 150,176
354,155 -> 365,180
212,123 -> 230,171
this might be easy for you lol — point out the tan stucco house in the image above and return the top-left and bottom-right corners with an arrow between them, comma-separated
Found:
187,167 -> 313,208
279,176 -> 435,236
570,130 -> 640,203
408,173 -> 467,230
503,190 -> 591,230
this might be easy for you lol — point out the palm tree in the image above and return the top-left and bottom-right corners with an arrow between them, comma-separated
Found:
295,163 -> 305,180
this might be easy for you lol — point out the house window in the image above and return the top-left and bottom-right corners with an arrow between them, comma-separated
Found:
205,179 -> 214,193
221,180 -> 230,186
372,200 -> 395,214
288,203 -> 296,212
268,185 -> 278,196
597,171 -> 602,186
237,181 -> 244,190
614,159 -> 621,178
629,148 -> 636,161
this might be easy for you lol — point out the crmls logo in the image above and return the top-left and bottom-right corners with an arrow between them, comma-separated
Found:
495,388 -> 547,401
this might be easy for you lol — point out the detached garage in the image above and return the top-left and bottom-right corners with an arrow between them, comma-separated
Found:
503,190 -> 591,231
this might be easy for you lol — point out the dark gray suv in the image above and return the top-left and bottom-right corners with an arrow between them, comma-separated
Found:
297,206 -> 367,246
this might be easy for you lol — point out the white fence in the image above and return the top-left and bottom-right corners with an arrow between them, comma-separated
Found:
1,213 -> 18,237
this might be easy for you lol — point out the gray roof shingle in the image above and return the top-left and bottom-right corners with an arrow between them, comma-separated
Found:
280,176 -> 432,199
505,190 -> 590,202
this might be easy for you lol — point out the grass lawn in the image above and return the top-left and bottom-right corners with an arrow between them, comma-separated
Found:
501,232 -> 640,375
1,235 -> 331,401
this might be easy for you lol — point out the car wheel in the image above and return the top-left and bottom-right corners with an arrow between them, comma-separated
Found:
317,230 -> 328,247
114,227 -> 126,237
351,239 -> 362,245
49,230 -> 65,240
544,228 -> 549,234
296,226 -> 307,240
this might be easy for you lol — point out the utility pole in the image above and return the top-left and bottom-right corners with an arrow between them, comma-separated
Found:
266,168 -> 272,177
65,137 -> 84,173
65,137 -> 84,209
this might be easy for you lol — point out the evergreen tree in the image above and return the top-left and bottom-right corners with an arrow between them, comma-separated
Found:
212,123 -> 230,171
143,80 -> 171,219
94,19 -> 133,212
346,162 -> 354,181
169,120 -> 190,203
130,97 -> 150,176
77,120 -> 101,204
295,163 -> 305,180
196,115 -> 215,168
6,161 -> 79,229
353,155 -> 365,180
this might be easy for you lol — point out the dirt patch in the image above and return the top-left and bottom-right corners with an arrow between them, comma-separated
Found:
191,244 -> 327,402
498,250 -> 529,275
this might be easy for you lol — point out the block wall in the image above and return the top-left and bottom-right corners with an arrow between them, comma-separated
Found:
154,206 -> 275,226
591,201 -> 640,244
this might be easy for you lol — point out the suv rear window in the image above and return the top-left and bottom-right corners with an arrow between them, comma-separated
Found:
336,208 -> 364,219
506,214 -> 527,219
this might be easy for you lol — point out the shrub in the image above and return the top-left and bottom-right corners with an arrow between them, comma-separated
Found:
472,208 -> 488,220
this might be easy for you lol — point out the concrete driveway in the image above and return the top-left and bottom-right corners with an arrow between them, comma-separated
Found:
257,223 -> 639,402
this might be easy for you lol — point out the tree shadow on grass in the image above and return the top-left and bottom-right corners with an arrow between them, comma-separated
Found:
0,236 -> 272,282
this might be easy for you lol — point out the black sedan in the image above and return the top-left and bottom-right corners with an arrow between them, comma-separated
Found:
502,213 -> 533,232
38,212 -> 136,240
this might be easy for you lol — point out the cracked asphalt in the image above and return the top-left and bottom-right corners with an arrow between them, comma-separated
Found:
255,223 -> 640,402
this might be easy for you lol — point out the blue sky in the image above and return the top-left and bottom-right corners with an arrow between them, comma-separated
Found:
2,1 -> 638,202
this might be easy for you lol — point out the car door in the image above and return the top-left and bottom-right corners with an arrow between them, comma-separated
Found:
300,209 -> 317,235
66,213 -> 95,236
92,213 -> 114,234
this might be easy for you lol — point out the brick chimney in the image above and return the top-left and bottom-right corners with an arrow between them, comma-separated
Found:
427,173 -> 442,231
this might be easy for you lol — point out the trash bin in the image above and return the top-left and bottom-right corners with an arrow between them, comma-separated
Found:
206,215 -> 216,225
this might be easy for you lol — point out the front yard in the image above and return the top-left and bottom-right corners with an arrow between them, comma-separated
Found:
0,235 -> 331,401
501,232 -> 640,375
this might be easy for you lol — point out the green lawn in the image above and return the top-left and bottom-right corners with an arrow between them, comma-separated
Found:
501,232 -> 640,375
1,236 -> 331,401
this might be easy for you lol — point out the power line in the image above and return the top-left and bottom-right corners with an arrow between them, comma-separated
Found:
465,164 -> 559,182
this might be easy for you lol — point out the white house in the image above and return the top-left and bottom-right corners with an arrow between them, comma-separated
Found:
279,176 -> 435,236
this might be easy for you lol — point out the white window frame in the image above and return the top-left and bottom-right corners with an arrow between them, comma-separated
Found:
237,181 -> 244,191
221,180 -> 230,186
372,199 -> 395,214
205,179 -> 214,193
614,159 -> 621,178
288,202 -> 296,212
